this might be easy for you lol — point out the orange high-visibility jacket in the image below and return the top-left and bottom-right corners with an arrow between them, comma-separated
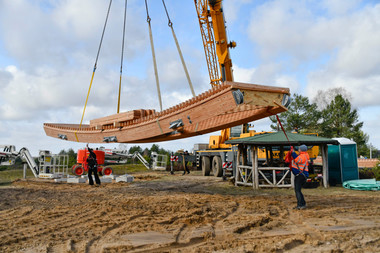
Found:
291,152 -> 310,177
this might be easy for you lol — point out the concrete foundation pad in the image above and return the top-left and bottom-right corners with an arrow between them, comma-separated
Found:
81,175 -> 113,183
103,174 -> 116,180
54,178 -> 68,183
99,177 -> 112,183
67,177 -> 87,183
116,174 -> 134,183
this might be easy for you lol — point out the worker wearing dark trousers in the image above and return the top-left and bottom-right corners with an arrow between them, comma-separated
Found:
291,145 -> 309,210
87,146 -> 101,186
182,151 -> 190,175
294,173 -> 307,208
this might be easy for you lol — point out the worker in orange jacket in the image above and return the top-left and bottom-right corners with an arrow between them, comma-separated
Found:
291,144 -> 309,210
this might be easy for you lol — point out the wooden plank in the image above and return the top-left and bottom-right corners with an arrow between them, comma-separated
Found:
243,90 -> 284,107
235,146 -> 241,186
254,147 -> 259,189
227,81 -> 290,94
89,110 -> 146,127
277,170 -> 290,185
322,145 -> 329,188
258,167 -> 290,170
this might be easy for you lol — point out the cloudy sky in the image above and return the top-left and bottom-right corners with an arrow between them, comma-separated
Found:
0,0 -> 379,156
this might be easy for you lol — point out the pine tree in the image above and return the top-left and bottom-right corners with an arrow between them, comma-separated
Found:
320,95 -> 368,155
270,94 -> 320,133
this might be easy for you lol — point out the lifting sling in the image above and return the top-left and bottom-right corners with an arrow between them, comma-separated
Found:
75,0 -> 113,142
145,0 -> 163,111
117,0 -> 128,113
162,0 -> 195,97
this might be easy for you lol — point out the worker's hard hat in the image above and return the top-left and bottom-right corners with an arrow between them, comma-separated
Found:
299,145 -> 307,152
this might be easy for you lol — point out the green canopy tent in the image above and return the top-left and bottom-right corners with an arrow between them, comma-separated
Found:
226,131 -> 339,188
226,131 -> 339,146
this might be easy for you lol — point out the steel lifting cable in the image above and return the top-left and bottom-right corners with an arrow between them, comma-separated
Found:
145,0 -> 163,111
162,0 -> 195,97
117,0 -> 128,114
75,0 -> 113,142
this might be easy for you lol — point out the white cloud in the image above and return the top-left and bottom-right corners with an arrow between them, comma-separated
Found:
52,0 -> 109,40
306,4 -> 380,107
247,0 -> 343,62
307,72 -> 380,107
320,0 -> 361,16
233,64 -> 299,92
274,75 -> 299,93
224,0 -> 253,23
232,65 -> 256,83
0,65 -> 119,121
359,106 -> 380,149
246,0 -> 380,106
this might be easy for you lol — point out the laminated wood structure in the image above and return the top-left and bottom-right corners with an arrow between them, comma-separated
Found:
44,81 -> 290,143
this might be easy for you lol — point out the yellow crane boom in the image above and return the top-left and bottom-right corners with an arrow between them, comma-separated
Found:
195,0 -> 239,147
194,0 -> 236,87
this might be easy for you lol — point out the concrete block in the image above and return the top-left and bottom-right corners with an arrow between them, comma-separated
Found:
100,177 -> 112,183
82,175 -> 113,183
54,178 -> 68,183
103,174 -> 116,180
116,174 -> 134,183
67,177 -> 87,183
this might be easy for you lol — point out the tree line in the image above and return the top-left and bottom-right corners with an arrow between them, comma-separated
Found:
270,87 -> 375,157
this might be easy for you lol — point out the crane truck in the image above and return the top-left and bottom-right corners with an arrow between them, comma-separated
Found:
193,0 -> 296,178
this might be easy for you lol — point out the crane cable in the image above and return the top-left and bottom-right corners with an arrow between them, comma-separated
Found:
145,0 -> 163,111
117,0 -> 128,114
75,0 -> 113,142
162,0 -> 195,97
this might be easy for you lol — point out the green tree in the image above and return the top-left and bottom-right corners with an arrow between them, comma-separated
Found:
67,148 -> 77,167
128,145 -> 142,154
270,91 -> 370,157
58,148 -> 77,167
270,93 -> 320,133
320,95 -> 368,156
150,144 -> 160,154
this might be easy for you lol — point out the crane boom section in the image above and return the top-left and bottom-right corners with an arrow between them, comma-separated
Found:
195,0 -> 234,87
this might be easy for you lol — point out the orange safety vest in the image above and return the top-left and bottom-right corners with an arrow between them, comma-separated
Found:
291,152 -> 310,174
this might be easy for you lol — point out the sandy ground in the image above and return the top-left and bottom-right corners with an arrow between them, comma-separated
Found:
0,171 -> 379,253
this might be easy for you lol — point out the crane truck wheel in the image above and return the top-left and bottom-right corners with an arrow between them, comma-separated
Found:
102,166 -> 113,176
72,165 -> 84,176
202,156 -> 211,176
212,156 -> 223,177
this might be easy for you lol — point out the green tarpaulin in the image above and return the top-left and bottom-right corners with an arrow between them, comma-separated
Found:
343,179 -> 380,191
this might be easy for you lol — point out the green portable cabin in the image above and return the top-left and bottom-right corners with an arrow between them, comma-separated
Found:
328,138 -> 359,185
